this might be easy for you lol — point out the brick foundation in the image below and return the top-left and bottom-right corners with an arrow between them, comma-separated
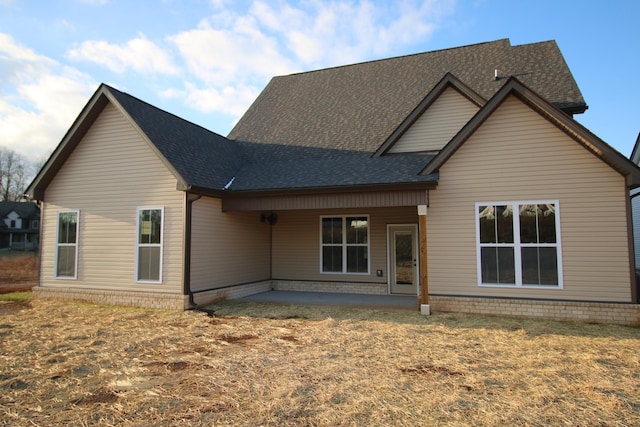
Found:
32,286 -> 189,310
31,283 -> 640,326
430,295 -> 640,326
271,280 -> 387,295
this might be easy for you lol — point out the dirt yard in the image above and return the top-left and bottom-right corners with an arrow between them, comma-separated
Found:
0,298 -> 639,426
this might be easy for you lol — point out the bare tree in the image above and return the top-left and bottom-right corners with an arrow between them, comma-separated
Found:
0,147 -> 36,201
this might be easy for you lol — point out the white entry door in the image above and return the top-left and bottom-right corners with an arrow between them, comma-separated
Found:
388,224 -> 419,295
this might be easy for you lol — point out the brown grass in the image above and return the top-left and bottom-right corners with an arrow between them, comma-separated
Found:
0,298 -> 639,426
0,253 -> 38,291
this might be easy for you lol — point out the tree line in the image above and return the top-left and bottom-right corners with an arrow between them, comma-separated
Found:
0,147 -> 41,202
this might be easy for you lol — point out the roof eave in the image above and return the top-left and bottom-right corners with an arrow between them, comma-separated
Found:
220,180 -> 438,199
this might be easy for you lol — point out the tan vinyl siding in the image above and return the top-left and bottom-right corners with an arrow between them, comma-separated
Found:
272,207 -> 417,283
40,102 -> 185,294
388,87 -> 480,153
428,96 -> 633,302
190,196 -> 270,292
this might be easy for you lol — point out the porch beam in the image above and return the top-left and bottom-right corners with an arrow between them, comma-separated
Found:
417,205 -> 430,315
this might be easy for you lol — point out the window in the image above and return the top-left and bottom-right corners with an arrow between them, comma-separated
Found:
476,202 -> 562,287
10,220 -> 15,228
31,220 -> 39,229
56,210 -> 79,279
321,216 -> 369,274
136,207 -> 163,283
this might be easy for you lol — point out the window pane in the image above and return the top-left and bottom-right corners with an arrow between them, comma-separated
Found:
519,204 -> 538,244
346,246 -> 368,273
496,205 -> 513,243
537,204 -> 556,243
138,247 -> 161,281
57,246 -> 76,277
478,205 -> 496,243
346,217 -> 368,244
58,212 -> 77,244
481,247 -> 515,284
139,209 -> 162,244
479,205 -> 513,243
322,218 -> 342,244
522,247 -> 558,286
322,246 -> 342,272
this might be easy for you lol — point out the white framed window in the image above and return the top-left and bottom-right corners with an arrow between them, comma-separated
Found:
55,210 -> 79,279
320,215 -> 369,274
136,207 -> 164,283
476,201 -> 562,288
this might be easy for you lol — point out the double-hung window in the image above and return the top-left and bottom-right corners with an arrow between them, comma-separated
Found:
56,210 -> 79,279
136,207 -> 164,283
321,215 -> 369,274
476,202 -> 562,287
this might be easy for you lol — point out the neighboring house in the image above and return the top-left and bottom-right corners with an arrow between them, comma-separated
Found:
0,201 -> 40,251
25,39 -> 640,325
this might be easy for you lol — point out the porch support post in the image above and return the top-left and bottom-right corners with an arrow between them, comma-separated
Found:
417,204 -> 430,315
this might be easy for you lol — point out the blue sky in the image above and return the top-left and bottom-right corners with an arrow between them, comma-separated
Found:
1,0 -> 639,161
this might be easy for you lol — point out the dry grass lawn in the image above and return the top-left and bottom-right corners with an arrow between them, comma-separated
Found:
1,297 -> 639,426
0,253 -> 38,293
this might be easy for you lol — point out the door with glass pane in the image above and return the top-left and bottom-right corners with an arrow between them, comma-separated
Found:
388,225 -> 418,295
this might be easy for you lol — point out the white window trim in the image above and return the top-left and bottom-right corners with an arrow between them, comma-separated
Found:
320,215 -> 370,275
135,206 -> 164,284
475,201 -> 563,288
55,209 -> 79,280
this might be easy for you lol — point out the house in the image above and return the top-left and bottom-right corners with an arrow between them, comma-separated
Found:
25,39 -> 640,325
0,201 -> 40,251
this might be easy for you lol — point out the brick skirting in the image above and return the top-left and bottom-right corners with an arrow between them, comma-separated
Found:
32,286 -> 189,310
430,295 -> 640,326
271,280 -> 388,295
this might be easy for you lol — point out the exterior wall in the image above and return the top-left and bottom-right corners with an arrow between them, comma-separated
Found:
389,87 -> 480,153
39,102 -> 185,294
190,196 -> 271,292
272,207 -> 418,289
428,96 -> 633,302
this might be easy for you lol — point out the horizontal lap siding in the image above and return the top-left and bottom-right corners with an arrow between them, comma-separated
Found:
190,197 -> 270,292
389,87 -> 480,153
41,103 -> 185,294
272,207 -> 417,283
428,97 -> 632,302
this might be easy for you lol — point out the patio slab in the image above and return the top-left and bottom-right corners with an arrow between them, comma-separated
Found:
238,291 -> 418,310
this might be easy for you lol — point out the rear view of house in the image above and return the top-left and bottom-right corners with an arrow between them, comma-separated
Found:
25,39 -> 640,325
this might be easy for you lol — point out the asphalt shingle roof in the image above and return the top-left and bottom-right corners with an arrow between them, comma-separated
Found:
96,39 -> 586,193
0,202 -> 39,220
107,86 -> 243,191
228,39 -> 586,153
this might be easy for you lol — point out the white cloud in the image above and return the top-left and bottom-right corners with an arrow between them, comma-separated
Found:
0,34 -> 95,160
163,83 -> 260,118
66,33 -> 179,75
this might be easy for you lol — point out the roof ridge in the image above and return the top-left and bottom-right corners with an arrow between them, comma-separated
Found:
280,39 -> 513,78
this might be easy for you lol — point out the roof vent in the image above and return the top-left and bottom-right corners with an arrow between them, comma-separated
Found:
494,69 -> 499,80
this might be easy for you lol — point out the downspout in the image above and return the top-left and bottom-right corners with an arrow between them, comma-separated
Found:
184,192 -> 210,313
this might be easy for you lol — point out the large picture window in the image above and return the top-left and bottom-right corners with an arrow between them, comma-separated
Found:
136,207 -> 164,283
56,210 -> 79,279
321,216 -> 369,274
476,202 -> 562,287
